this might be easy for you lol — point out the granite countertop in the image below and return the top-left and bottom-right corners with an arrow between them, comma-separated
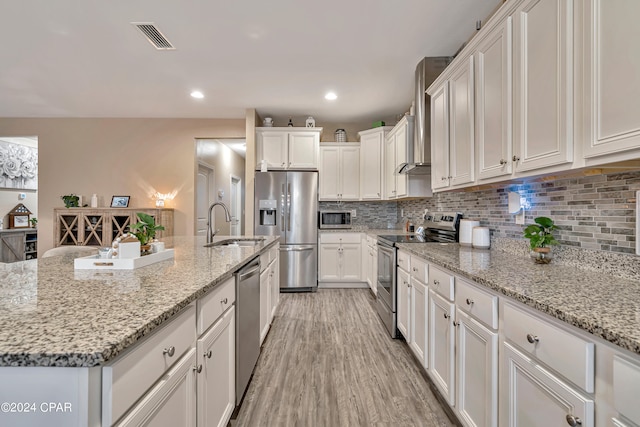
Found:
0,235 -> 278,368
396,242 -> 640,355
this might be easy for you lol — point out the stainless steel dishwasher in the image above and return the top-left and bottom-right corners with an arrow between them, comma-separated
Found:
235,256 -> 261,407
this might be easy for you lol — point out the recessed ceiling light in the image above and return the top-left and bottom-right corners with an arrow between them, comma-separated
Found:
190,91 -> 204,99
325,92 -> 337,101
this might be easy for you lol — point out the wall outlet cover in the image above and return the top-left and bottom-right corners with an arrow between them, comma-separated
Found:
351,209 -> 356,218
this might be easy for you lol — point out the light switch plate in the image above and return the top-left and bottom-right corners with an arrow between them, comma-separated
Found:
515,210 -> 525,225
18,193 -> 26,200
351,209 -> 356,218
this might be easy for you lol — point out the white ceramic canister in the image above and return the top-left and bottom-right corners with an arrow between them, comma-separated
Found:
459,219 -> 480,246
472,226 -> 491,249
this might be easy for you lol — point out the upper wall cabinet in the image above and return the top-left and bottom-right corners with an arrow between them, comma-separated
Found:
583,0 -> 640,163
319,144 -> 360,201
512,0 -> 574,173
256,128 -> 321,170
358,127 -> 392,201
385,116 -> 414,199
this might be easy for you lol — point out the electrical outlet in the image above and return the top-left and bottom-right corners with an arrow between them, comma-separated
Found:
515,210 -> 525,225
401,208 -> 404,218
424,209 -> 429,216
351,209 -> 357,218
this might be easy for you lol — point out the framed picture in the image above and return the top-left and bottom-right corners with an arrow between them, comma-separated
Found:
12,214 -> 30,228
110,196 -> 130,208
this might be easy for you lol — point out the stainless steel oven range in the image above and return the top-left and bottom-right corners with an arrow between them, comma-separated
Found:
375,212 -> 462,338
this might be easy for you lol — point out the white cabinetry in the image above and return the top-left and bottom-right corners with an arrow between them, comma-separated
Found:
396,251 -> 411,340
429,289 -> 456,406
512,0 -> 573,172
319,233 -> 363,283
319,144 -> 360,201
385,116 -> 413,199
583,0 -> 640,162
358,127 -> 392,200
256,128 -> 321,170
409,260 -> 428,368
430,56 -> 475,190
260,244 -> 280,344
363,234 -> 378,294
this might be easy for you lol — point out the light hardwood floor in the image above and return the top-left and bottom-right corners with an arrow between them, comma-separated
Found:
234,289 -> 455,427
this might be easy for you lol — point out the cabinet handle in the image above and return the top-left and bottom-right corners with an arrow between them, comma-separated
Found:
499,159 -> 506,165
377,192 -> 380,197
221,297 -> 228,305
281,162 -> 285,167
565,414 -> 582,426
441,177 -> 447,181
526,334 -> 539,344
205,350 -> 212,359
443,312 -> 450,319
433,279 -> 440,286
466,298 -> 474,305
513,155 -> 520,162
193,364 -> 203,373
412,267 -> 418,272
453,320 -> 460,327
163,346 -> 175,357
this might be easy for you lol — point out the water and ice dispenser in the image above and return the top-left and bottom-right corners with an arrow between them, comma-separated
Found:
259,200 -> 277,226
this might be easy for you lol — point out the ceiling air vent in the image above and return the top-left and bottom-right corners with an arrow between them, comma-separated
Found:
132,23 -> 175,50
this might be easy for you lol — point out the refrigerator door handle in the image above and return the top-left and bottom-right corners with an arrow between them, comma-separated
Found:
287,183 -> 291,231
281,183 -> 285,232
280,246 -> 315,252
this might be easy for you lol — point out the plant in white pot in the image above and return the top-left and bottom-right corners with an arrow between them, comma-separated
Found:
523,216 -> 558,264
129,212 -> 165,255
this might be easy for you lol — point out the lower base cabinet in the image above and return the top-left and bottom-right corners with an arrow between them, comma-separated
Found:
501,343 -> 594,427
429,290 -> 456,406
409,277 -> 428,368
197,307 -> 235,427
116,348 -> 197,427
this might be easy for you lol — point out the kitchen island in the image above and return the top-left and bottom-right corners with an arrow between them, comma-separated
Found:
0,235 -> 278,427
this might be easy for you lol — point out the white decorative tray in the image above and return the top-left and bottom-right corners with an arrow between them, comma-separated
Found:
74,249 -> 175,270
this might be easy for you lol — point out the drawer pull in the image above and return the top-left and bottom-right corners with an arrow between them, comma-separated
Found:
565,414 -> 582,426
221,297 -> 228,305
205,350 -> 212,359
163,346 -> 176,357
526,334 -> 539,344
193,364 -> 203,374
443,312 -> 450,319
433,279 -> 440,286
466,298 -> 474,305
453,320 -> 460,327
413,267 -> 418,272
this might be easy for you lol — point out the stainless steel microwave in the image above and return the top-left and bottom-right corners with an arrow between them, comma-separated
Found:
319,211 -> 352,229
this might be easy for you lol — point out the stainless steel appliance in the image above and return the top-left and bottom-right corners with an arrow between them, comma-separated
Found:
376,212 -> 462,338
235,256 -> 261,406
254,171 -> 318,291
319,210 -> 352,229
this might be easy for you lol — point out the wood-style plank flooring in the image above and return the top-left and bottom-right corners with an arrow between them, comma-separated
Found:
234,289 -> 455,427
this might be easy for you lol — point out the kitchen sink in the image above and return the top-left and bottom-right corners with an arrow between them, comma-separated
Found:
205,238 -> 266,248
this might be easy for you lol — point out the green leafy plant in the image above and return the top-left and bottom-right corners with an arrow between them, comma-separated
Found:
61,194 -> 79,208
29,217 -> 37,228
523,216 -> 559,250
129,212 -> 165,246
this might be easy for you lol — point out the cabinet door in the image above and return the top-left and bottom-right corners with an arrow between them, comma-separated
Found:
583,0 -> 640,159
410,277 -> 428,369
259,267 -> 270,345
116,348 -> 196,427
384,133 -> 397,198
456,309 -> 498,427
339,146 -> 360,200
269,257 -> 279,321
371,244 -> 378,295
340,243 -> 362,281
449,56 -> 475,187
319,243 -> 340,281
477,17 -> 513,180
431,82 -> 450,190
257,131 -> 288,169
0,233 -> 25,263
394,125 -> 408,198
501,343 -> 594,427
319,146 -> 340,200
397,267 -> 411,340
82,213 -> 106,246
57,212 -> 80,246
429,290 -> 455,405
197,308 -> 235,427
360,132 -> 383,200
513,0 -> 573,172
288,132 -> 319,169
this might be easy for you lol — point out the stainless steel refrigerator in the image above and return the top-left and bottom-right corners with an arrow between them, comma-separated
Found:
254,171 -> 318,291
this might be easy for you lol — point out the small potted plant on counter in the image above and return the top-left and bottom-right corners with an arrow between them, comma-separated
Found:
129,212 -> 165,255
29,217 -> 37,228
523,216 -> 558,264
61,194 -> 80,208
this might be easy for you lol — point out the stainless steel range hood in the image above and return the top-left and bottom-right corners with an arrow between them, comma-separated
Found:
396,57 -> 451,175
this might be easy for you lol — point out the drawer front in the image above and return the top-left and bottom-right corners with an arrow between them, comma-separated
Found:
455,278 -> 498,329
429,264 -> 454,301
613,356 -> 640,425
197,276 -> 235,335
397,250 -> 411,272
410,255 -> 427,284
103,304 -> 196,425
320,232 -> 361,244
503,303 -> 594,393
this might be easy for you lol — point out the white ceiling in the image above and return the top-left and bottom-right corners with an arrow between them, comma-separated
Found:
0,0 -> 501,123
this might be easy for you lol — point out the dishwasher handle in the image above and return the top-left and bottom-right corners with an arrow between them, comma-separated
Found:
237,259 -> 260,280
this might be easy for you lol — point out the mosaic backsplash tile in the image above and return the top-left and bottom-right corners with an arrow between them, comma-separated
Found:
319,201 -> 401,229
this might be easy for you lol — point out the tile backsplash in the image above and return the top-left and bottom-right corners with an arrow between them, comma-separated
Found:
319,201 -> 400,229
399,171 -> 640,254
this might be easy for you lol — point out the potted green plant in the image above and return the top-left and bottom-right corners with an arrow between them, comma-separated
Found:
61,194 -> 80,208
129,212 -> 165,254
29,217 -> 37,228
523,216 -> 559,264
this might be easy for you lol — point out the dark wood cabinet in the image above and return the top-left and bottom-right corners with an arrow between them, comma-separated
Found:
0,229 -> 38,263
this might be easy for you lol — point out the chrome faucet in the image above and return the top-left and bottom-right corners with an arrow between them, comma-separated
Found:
207,202 -> 232,243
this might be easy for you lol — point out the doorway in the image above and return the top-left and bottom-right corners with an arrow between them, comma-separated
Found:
230,175 -> 242,236
196,163 -> 215,237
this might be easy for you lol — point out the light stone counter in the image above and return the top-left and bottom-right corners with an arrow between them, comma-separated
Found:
0,235 -> 278,367
396,242 -> 640,355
